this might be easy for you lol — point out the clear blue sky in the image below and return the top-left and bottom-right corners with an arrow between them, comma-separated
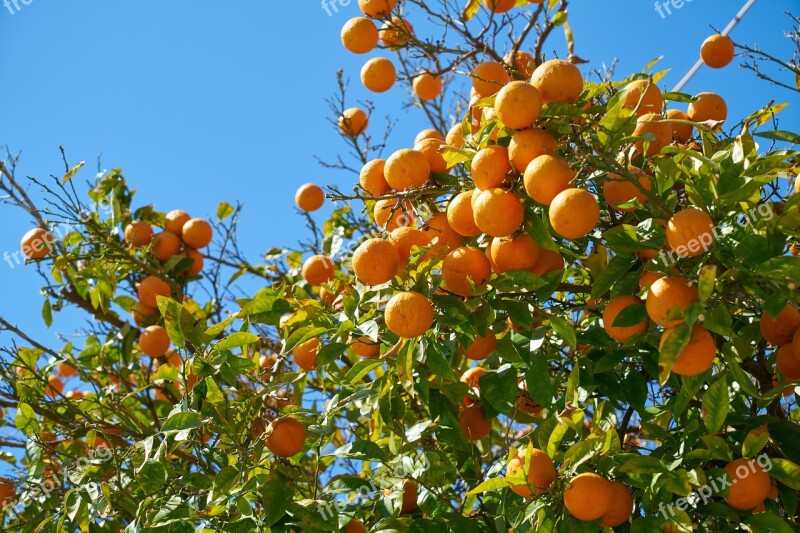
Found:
0,1 -> 797,349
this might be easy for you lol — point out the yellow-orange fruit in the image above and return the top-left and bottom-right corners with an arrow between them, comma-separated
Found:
124,221 -> 153,248
384,148 -> 430,190
460,366 -> 486,405
379,16 -> 413,49
446,123 -> 465,148
164,210 -> 191,236
461,329 -> 497,361
413,72 -> 443,100
344,519 -> 367,533
374,199 -> 416,231
293,337 -> 321,371
137,276 -> 171,308
724,458 -> 771,510
182,219 -> 213,249
506,448 -> 556,498
442,246 -> 491,296
666,208 -> 715,257
415,129 -> 445,144
385,291 -> 434,338
422,211 -> 463,258
447,190 -> 481,237
361,57 -> 396,93
164,349 -> 182,368
0,478 -> 15,506
530,59 -> 584,104
633,113 -> 671,156
401,480 -> 418,514
389,226 -> 431,262
265,417 -> 306,458
646,276 -> 699,327
301,255 -> 335,286
295,184 -> 325,212
358,0 -> 396,18
458,404 -> 493,441
530,247 -> 564,276
183,248 -> 204,276
660,324 -> 717,376
483,0 -> 515,12
776,344 -> 800,380
152,231 -> 182,261
359,159 -> 389,197
508,128 -> 558,172
414,138 -> 447,174
472,145 -> 511,190
639,270 -> 663,291
349,336 -> 380,358
132,301 -> 157,326
688,92 -> 727,123
794,329 -> 800,366
339,107 -> 369,136
139,325 -> 170,357
21,228 -> 55,259
603,169 -> 651,212
57,361 -> 78,378
603,295 -> 649,343
505,50 -> 536,78
523,154 -> 575,205
563,473 -> 612,521
352,238 -> 400,285
490,234 -> 540,271
760,304 -> 800,346
701,34 -> 735,68
473,188 -> 524,238
341,17 -> 379,54
621,79 -> 663,116
44,375 -> 64,398
472,61 -> 511,98
549,188 -> 599,240
600,481 -> 634,527
666,109 -> 693,143
494,81 -> 542,130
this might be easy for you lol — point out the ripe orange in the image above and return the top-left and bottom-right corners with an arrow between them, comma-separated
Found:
183,248 -> 204,276
137,275 -> 171,308
124,221 -> 153,248
349,336 -> 380,358
508,128 -> 558,172
359,159 -> 389,197
458,403 -> 493,441
506,448 -> 556,498
460,366 -> 486,405
352,238 -> 401,285
688,92 -> 727,123
341,17 -> 379,54
523,154 -> 575,205
549,188 -> 599,240
701,34 -> 735,68
344,520 -> 367,533
140,325 -> 171,357
794,329 -> 800,366
422,211 -> 463,257
389,226 -> 431,261
633,113 -> 671,156
639,271 -> 664,292
660,324 -> 716,376
301,255 -> 336,286
776,344 -> 800,380
494,81 -> 542,130
505,50 -> 536,78
361,57 -> 396,92
414,138 -> 447,174
384,148 -> 430,190
295,183 -> 325,212
57,361 -> 78,378
563,473 -> 612,521
530,248 -> 564,276
401,480 -> 418,514
45,374 -> 64,397
413,72 -> 443,100
358,0 -> 396,18
446,123 -> 465,148
760,304 -> 800,346
483,0 -> 515,12
724,458 -> 771,510
603,169 -> 651,212
339,107 -> 369,136
646,276 -> 699,327
379,16 -> 413,49
620,79 -> 663,116
490,234 -> 540,271
442,246 -> 491,296
265,417 -> 306,458
447,190 -> 481,237
530,59 -> 584,104
132,301 -> 157,326
293,337 -> 321,371
0,478 -> 15,506
182,219 -> 213,249
385,291 -> 434,338
472,61 -> 510,98
600,481 -> 634,527
666,208 -> 715,257
666,109 -> 693,142
473,188 -> 524,238
603,295 -> 649,343
152,231 -> 181,261
164,349 -> 182,368
20,228 -> 55,259
472,145 -> 511,190
415,128 -> 445,144
165,210 -> 191,236
461,328 -> 497,360
374,198 -> 416,231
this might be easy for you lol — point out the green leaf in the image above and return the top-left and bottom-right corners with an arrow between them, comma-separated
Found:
768,458 -> 800,490
743,512 -> 795,533
315,342 -> 347,368
217,201 -> 235,220
216,332 -> 259,351
162,411 -> 202,433
156,296 -> 185,348
742,427 -> 770,457
467,477 -> 513,496
480,366 -> 518,415
41,299 -> 53,328
329,440 -> 386,462
611,302 -> 646,328
549,316 -> 576,348
752,130 -> 800,144
658,323 -> 690,383
702,376 -> 729,434
756,256 -> 800,281
137,460 -> 168,495
15,402 -> 40,436
697,265 -> 717,302
260,476 -> 293,526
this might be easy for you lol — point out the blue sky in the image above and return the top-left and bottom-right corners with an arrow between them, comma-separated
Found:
0,0 -> 797,351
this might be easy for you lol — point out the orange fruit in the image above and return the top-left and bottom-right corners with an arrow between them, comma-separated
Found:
132,301 -> 157,326
458,404 -> 493,441
646,276 -> 699,327
603,295 -> 649,343
530,247 -> 564,276
344,520 -> 367,533
361,57 -> 396,92
165,210 -> 191,236
0,478 -> 15,506
563,473 -> 612,521
472,145 -> 511,190
688,92 -> 727,123
57,361 -> 78,378
45,374 -> 64,397
446,123 -> 465,148
401,480 -> 418,514
415,128 -> 445,144
523,154 -> 575,205
508,128 -> 558,172
461,328 -> 497,360
137,276 -> 171,308
490,234 -> 540,271
139,325 -> 171,357
600,481 -> 634,527
413,72 -> 443,100
352,238 -> 401,285
530,59 -> 584,104
124,221 -> 153,248
494,81 -> 542,130
549,188 -> 599,240
633,113 -> 671,156
20,227 -> 55,259
460,366 -> 486,405
301,255 -> 336,286
724,458 -> 771,510
164,349 -> 182,367
374,198 -> 416,231
379,16 -> 413,49
295,183 -> 325,212
339,107 -> 369,136
701,34 -> 735,68
384,148 -> 430,190
666,109 -> 693,143
794,329 -> 800,366
639,270 -> 663,291
505,50 -> 536,78
603,168 -> 651,212
414,138 -> 447,174
359,159 -> 390,197
473,188 -> 524,238
358,0 -> 396,18
776,344 -> 800,380
422,211 -> 464,257
666,208 -> 715,257
341,17 -> 379,54
385,291 -> 434,338
447,190 -> 481,237
265,417 -> 306,457
620,79 -> 663,116
483,0 -> 515,12
183,248 -> 204,276
182,219 -> 213,249
389,226 -> 431,262
760,304 -> 800,346
660,324 -> 716,376
442,246 -> 491,296
349,336 -> 380,358
506,448 -> 556,498
152,231 -> 182,261
472,61 -> 510,98
293,338 -> 321,371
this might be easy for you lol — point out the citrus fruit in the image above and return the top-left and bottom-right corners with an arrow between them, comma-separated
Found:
646,276 -> 698,327
473,188 -> 524,237
295,184 -> 325,212
265,417 -> 306,457
442,246 -> 491,296
660,324 -> 716,376
530,59 -> 583,104
603,295 -> 649,343
352,238 -> 401,285
361,57 -> 396,92
701,34 -> 735,68
494,81 -> 542,129
523,154 -> 575,205
301,255 -> 336,286
549,188 -> 599,239
385,291 -> 434,338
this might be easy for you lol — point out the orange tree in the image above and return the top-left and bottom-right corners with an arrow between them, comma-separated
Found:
1,1 -> 800,532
